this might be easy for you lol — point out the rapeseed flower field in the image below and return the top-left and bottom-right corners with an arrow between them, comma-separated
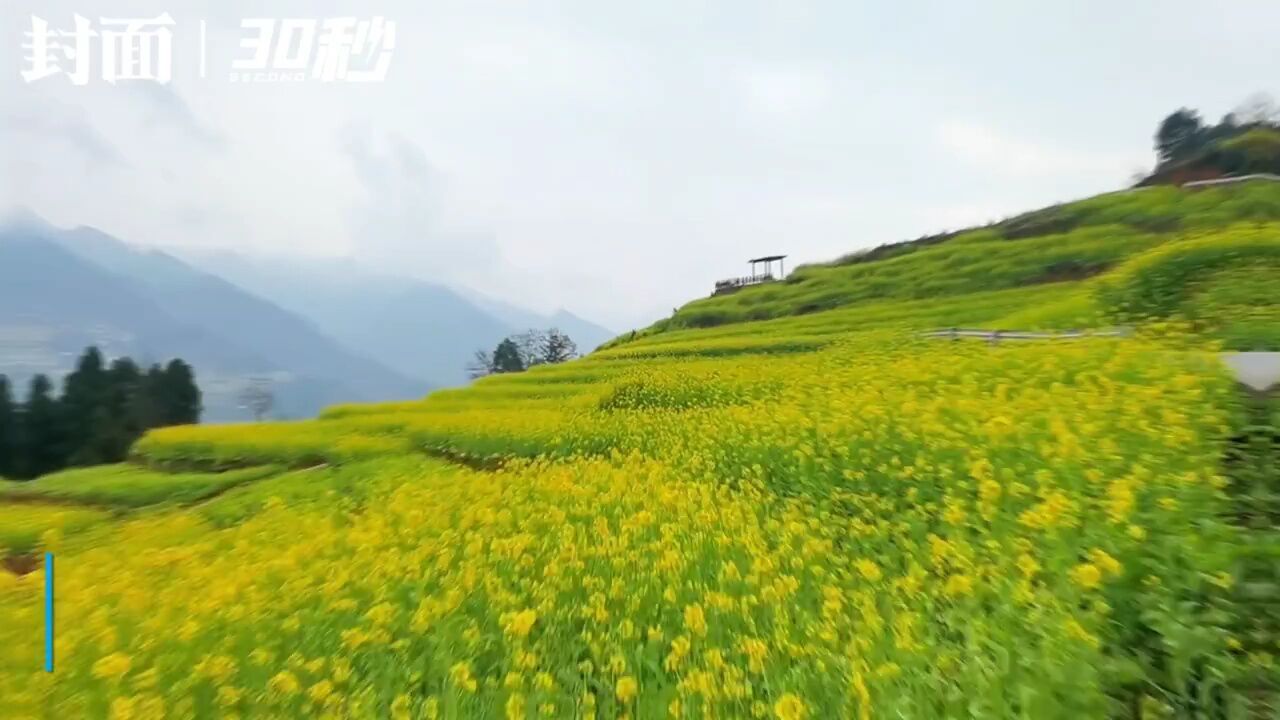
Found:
0,325 -> 1266,718
3,184 -> 1278,717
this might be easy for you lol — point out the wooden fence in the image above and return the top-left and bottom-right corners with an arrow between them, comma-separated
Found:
922,328 -> 1131,343
1183,172 -> 1280,189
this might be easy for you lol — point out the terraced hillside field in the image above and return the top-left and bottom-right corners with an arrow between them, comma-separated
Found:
0,182 -> 1277,718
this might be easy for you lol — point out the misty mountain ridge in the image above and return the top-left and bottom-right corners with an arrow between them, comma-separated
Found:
0,212 -> 425,420
455,287 -> 616,353
176,249 -> 616,386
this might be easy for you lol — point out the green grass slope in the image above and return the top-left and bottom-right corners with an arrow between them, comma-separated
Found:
0,465 -> 282,509
628,180 -> 1280,335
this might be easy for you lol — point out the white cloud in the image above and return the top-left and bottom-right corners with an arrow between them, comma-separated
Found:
738,67 -> 832,119
2,97 -> 126,167
4,0 -> 1280,329
340,125 -> 502,276
131,83 -> 226,149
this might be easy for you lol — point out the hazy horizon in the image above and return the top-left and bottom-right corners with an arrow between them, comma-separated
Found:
0,206 -> 616,332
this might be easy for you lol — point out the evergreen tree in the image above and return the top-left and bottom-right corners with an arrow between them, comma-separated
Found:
0,375 -> 16,478
1155,108 -> 1205,165
135,364 -> 169,429
0,351 -> 203,477
161,359 -> 201,424
20,374 -> 65,478
99,358 -> 143,462
492,338 -> 525,373
61,346 -> 108,465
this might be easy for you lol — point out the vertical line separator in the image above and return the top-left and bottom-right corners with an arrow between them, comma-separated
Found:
44,552 -> 53,673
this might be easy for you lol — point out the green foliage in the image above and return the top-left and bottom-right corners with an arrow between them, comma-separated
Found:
991,288 -> 1103,330
131,421 -> 409,471
478,329 -> 581,378
1096,227 -> 1280,348
18,374 -> 64,479
1156,107 -> 1206,164
93,358 -> 144,463
597,335 -> 829,360
0,348 -> 204,479
1150,99 -> 1280,177
1184,264 -> 1280,350
611,284 -> 1076,357
0,465 -> 281,509
0,504 -> 109,555
319,399 -> 434,420
59,346 -> 108,466
598,370 -> 782,412
196,458 -> 419,529
158,359 -> 202,425
492,337 -> 524,373
1217,128 -> 1280,172
0,377 -> 15,480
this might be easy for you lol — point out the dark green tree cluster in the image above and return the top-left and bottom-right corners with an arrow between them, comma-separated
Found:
467,328 -> 578,378
0,347 -> 201,479
1153,94 -> 1280,172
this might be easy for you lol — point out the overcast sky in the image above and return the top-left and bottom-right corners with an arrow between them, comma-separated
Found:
3,1 -> 1278,330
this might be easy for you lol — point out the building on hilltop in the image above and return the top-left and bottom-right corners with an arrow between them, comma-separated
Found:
713,255 -> 787,296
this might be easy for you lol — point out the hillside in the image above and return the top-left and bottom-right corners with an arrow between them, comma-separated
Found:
0,217 -> 425,420
1,183 -> 1276,717
634,180 -> 1280,342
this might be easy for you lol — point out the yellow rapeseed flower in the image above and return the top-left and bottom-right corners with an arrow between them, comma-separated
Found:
774,693 -> 807,720
92,652 -> 133,681
616,676 -> 639,704
450,662 -> 478,693
308,680 -> 334,705
391,694 -> 412,720
216,686 -> 243,707
506,692 -> 527,720
267,671 -> 300,696
1070,563 -> 1103,590
684,604 -> 707,637
504,608 -> 538,639
855,559 -> 883,582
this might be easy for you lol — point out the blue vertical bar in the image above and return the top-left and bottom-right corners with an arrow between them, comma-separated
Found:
44,553 -> 53,673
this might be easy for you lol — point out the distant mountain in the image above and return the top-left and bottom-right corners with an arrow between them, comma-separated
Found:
460,290 -> 616,353
0,229 -> 265,375
181,252 -> 616,386
179,252 -> 512,386
545,309 -> 616,353
0,215 -> 425,420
